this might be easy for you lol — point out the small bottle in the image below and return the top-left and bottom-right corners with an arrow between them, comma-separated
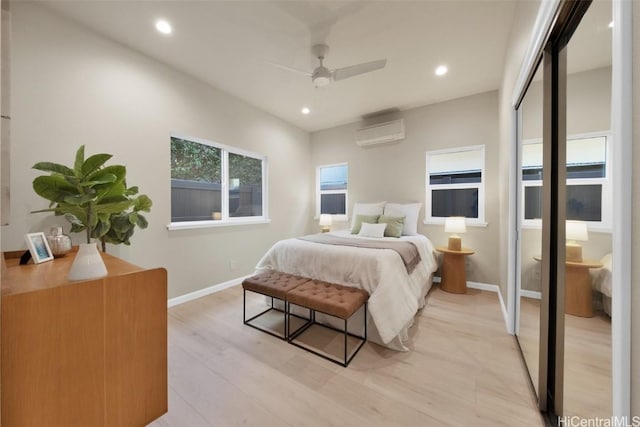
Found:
47,225 -> 72,258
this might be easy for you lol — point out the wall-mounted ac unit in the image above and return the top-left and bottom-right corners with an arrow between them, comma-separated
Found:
355,119 -> 405,147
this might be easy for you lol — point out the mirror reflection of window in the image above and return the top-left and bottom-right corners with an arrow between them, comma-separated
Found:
522,135 -> 610,225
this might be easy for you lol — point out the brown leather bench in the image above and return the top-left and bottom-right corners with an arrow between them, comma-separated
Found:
242,271 -> 369,366
242,270 -> 311,340
286,280 -> 369,367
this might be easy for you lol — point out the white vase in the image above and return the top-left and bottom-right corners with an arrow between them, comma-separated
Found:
68,242 -> 108,281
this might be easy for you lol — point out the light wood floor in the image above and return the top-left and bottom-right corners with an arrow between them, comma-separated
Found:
149,285 -> 544,427
518,297 -> 541,397
518,296 -> 612,418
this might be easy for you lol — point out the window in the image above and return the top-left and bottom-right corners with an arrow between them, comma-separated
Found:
170,134 -> 268,228
425,145 -> 485,224
316,163 -> 348,219
521,134 -> 610,229
228,152 -> 263,218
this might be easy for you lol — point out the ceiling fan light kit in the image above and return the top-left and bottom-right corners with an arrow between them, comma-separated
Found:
312,67 -> 332,87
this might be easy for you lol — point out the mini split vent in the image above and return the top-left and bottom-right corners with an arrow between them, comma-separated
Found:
355,119 -> 405,147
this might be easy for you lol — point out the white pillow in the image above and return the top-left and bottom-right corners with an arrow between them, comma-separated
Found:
351,202 -> 386,229
383,203 -> 422,235
358,222 -> 387,238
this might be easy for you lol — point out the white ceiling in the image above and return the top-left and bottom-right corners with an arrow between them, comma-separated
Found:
37,0 -> 611,133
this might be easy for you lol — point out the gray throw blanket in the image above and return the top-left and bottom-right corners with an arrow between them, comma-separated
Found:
298,234 -> 422,274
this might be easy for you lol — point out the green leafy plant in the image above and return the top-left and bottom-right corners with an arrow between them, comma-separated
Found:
31,145 -> 152,248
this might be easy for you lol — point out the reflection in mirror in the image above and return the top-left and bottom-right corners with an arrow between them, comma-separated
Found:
517,64 -> 543,397
522,136 -> 608,225
563,0 -> 612,418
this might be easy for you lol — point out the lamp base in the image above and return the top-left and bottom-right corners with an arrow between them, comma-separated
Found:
566,243 -> 583,262
448,236 -> 462,251
321,226 -> 330,233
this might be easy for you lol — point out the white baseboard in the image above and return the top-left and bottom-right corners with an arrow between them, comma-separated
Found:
466,281 -> 509,331
168,274 -> 251,307
466,281 -> 498,292
519,289 -> 542,300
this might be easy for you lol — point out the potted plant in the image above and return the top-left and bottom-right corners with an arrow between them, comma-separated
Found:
31,145 -> 152,280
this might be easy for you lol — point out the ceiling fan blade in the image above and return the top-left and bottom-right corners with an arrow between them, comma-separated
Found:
264,60 -> 312,77
332,59 -> 387,81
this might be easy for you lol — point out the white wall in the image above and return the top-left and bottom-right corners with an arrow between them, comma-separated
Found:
2,3 -> 312,298
309,91 -> 501,286
631,2 -> 639,417
497,0 -> 541,306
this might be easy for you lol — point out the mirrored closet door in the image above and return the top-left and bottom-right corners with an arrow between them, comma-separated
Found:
563,1 -> 612,418
516,63 -> 544,399
514,0 -> 614,422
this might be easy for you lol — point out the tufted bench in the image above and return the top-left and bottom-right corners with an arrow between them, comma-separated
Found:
286,280 -> 369,367
242,271 -> 312,340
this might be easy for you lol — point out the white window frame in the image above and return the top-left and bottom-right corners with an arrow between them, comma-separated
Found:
424,145 -> 486,226
316,162 -> 348,222
167,132 -> 269,231
521,131 -> 611,232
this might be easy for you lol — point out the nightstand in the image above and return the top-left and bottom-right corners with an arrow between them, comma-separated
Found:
435,246 -> 474,294
533,256 -> 603,317
565,259 -> 603,317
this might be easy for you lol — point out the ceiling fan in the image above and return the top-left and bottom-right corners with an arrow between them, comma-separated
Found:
268,44 -> 387,87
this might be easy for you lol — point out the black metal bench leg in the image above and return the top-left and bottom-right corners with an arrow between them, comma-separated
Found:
285,301 -> 289,339
287,303 -> 368,368
344,318 -> 348,367
243,290 -> 289,340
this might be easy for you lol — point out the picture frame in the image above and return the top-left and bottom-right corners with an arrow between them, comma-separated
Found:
24,232 -> 54,264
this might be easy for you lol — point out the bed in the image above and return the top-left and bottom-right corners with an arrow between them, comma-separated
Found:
254,229 -> 438,351
592,253 -> 612,316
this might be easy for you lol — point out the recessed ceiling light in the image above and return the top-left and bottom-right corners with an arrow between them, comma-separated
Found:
435,65 -> 448,76
301,107 -> 310,115
608,21 -> 614,28
155,19 -> 172,35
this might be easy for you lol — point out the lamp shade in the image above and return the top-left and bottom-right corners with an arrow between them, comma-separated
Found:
444,217 -> 466,234
319,214 -> 333,227
566,220 -> 588,242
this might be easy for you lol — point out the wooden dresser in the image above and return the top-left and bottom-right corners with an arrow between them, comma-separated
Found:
1,250 -> 168,426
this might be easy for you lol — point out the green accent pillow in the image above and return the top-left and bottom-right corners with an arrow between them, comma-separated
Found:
351,214 -> 380,234
378,215 -> 406,238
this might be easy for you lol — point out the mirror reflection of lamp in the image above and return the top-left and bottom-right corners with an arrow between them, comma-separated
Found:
319,214 -> 332,233
566,220 -> 588,262
445,217 -> 466,251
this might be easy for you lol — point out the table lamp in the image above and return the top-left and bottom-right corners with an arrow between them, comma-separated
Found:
445,216 -> 466,251
566,220 -> 588,262
319,214 -> 332,233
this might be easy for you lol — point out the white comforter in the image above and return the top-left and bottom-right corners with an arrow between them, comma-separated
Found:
255,230 -> 438,351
